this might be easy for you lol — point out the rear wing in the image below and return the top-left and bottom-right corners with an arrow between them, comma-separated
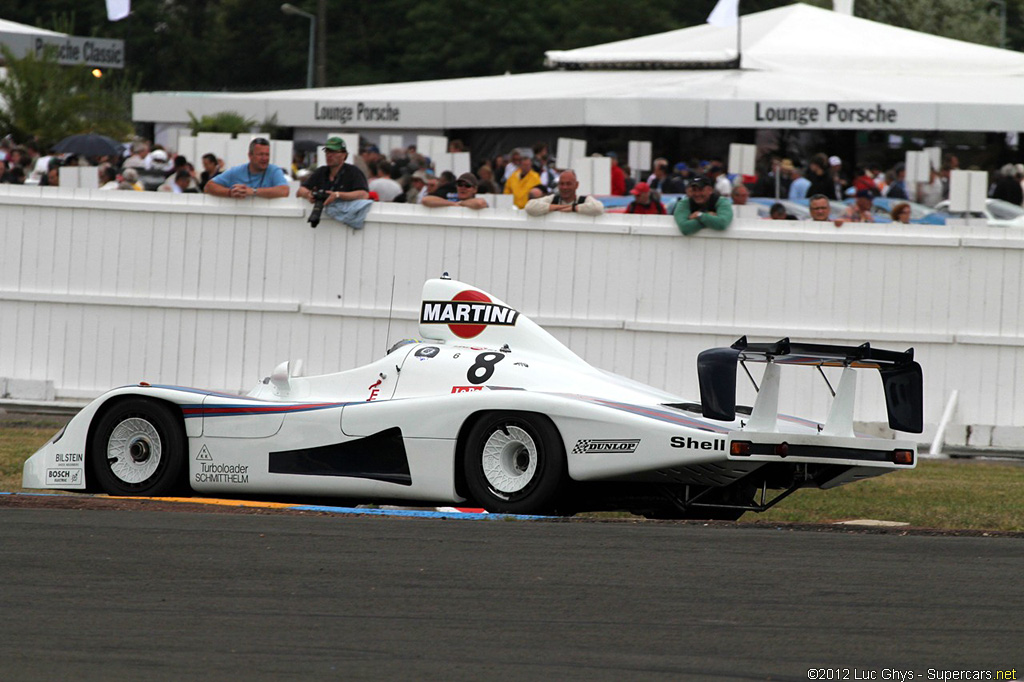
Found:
697,337 -> 923,434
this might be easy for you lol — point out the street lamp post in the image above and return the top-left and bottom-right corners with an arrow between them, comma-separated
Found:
992,0 -> 1007,49
281,3 -> 316,89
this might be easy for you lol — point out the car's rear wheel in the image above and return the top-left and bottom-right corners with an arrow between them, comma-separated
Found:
463,412 -> 565,515
89,399 -> 186,496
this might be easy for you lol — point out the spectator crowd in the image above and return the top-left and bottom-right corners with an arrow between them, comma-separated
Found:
6,131 -> 1024,234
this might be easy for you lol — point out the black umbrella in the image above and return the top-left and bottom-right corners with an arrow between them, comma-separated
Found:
52,133 -> 124,159
293,139 -> 321,153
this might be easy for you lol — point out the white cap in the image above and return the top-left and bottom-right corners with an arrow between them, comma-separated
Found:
828,155 -> 842,167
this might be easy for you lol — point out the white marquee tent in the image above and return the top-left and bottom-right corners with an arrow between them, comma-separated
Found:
133,3 -> 1024,137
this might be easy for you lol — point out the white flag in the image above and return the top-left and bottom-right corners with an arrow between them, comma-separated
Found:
707,0 -> 739,27
106,0 -> 130,21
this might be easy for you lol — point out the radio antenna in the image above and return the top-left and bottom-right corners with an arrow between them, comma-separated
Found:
384,275 -> 396,354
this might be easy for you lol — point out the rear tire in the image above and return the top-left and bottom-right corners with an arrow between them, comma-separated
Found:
89,399 -> 186,496
463,412 -> 565,515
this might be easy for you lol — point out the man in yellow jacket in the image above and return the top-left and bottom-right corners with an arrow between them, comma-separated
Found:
503,154 -> 541,209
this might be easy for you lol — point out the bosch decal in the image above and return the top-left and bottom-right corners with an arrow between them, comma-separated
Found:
420,290 -> 519,339
451,386 -> 483,393
671,436 -> 727,451
46,469 -> 82,485
572,439 -> 641,454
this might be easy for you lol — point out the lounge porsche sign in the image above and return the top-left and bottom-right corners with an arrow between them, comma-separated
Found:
709,100 -> 931,130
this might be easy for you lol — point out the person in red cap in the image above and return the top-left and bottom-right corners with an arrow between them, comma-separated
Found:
625,182 -> 665,215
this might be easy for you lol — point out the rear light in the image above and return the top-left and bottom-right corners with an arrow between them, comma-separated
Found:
774,442 -> 789,457
730,440 -> 752,456
892,449 -> 914,465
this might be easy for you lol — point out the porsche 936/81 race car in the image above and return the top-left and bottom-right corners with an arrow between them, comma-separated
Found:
23,276 -> 923,519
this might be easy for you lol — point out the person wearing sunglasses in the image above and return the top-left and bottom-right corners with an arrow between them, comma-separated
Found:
420,172 -> 488,210
296,136 -> 369,206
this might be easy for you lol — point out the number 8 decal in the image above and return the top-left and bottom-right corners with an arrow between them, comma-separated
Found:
468,352 -> 505,384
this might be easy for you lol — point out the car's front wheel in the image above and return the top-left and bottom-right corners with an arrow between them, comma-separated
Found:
463,412 -> 565,515
89,398 -> 186,496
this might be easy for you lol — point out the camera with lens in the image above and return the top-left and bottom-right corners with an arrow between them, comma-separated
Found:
307,188 -> 330,228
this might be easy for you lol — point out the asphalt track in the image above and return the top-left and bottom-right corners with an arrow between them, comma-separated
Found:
1,506 -> 1021,682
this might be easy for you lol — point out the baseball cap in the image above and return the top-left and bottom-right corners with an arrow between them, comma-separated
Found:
829,155 -> 842,167
411,170 -> 429,183
689,175 -> 712,189
456,172 -> 478,188
631,181 -> 651,195
324,137 -> 347,152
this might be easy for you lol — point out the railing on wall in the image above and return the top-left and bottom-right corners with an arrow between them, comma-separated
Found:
3,184 -> 1024,447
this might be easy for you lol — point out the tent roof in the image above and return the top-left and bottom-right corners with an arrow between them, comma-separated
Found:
545,3 -> 1024,76
0,18 -> 63,37
133,3 -> 1024,134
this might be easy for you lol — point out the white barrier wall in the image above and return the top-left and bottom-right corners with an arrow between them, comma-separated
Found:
3,184 -> 1024,447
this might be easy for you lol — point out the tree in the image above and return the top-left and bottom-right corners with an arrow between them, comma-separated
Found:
855,0 -> 1003,46
0,46 -> 134,149
1,0 -> 1020,94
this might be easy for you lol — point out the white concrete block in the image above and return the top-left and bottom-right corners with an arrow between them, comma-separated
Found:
965,424 -> 992,447
3,378 -> 56,401
990,426 -> 1024,449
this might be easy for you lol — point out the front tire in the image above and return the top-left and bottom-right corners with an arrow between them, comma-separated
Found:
89,399 -> 186,496
463,412 -> 565,515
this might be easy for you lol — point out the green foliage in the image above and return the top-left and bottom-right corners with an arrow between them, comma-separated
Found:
0,0 -> 1020,94
259,114 -> 284,139
187,110 -> 257,135
0,45 -> 133,149
856,0 -> 1003,46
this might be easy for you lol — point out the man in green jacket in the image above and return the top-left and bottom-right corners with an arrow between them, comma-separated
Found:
672,175 -> 733,236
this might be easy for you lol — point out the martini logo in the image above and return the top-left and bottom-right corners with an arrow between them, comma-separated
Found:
420,290 -> 519,339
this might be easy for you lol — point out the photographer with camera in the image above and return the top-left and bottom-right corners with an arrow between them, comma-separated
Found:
204,138 -> 290,199
297,137 -> 370,227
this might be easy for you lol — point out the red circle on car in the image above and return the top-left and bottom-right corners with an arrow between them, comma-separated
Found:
450,289 -> 491,338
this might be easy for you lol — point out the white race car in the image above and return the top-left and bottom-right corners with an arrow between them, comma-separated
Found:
23,276 -> 923,519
